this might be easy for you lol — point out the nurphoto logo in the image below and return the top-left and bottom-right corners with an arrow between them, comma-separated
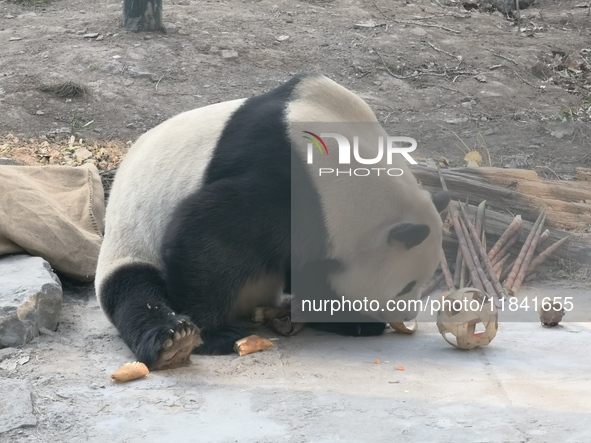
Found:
302,131 -> 418,177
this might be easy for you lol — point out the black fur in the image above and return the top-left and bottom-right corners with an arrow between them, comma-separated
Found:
432,190 -> 451,214
388,223 -> 431,249
310,321 -> 387,337
102,75 -> 445,365
100,263 -> 198,368
160,74 -> 333,355
395,280 -> 416,297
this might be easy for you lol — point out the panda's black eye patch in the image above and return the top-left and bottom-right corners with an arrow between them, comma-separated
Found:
395,281 -> 416,297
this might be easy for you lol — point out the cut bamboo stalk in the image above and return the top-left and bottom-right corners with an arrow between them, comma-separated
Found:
493,254 -> 510,279
511,214 -> 546,294
438,169 -> 486,293
490,231 -> 521,266
459,202 -> 505,302
439,248 -> 456,291
489,215 -> 523,262
527,236 -> 570,275
421,274 -> 445,298
453,247 -> 463,288
475,200 -> 487,249
504,209 -> 546,294
500,225 -> 550,283
537,229 -> 550,250
456,204 -> 490,294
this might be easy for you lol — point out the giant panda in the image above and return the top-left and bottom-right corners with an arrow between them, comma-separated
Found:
95,74 -> 450,370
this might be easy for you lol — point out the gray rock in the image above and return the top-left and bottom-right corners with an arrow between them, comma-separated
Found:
127,66 -> 155,81
410,27 -> 427,37
0,379 -> 37,433
101,61 -> 123,75
83,33 -> 99,39
221,49 -> 239,59
74,147 -> 92,160
550,123 -> 575,139
0,255 -> 63,348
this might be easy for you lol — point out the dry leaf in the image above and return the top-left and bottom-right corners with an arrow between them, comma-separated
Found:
464,150 -> 482,166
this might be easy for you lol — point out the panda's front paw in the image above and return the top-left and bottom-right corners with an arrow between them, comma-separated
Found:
136,316 -> 202,370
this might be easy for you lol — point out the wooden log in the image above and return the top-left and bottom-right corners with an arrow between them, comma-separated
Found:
412,166 -> 591,232
575,168 -> 591,182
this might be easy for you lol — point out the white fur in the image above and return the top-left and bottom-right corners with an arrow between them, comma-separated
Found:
288,76 -> 442,321
95,98 -> 245,309
96,75 -> 442,323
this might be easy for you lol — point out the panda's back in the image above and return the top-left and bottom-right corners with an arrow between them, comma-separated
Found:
97,98 -> 246,276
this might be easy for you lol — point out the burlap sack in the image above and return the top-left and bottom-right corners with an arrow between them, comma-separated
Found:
0,164 -> 104,281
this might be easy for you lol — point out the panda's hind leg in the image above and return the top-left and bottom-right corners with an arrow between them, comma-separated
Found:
99,263 -> 202,370
161,178 -> 289,355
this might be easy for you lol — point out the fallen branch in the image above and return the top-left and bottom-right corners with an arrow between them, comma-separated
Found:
513,70 -> 536,88
427,41 -> 461,62
487,49 -> 518,65
391,19 -> 461,34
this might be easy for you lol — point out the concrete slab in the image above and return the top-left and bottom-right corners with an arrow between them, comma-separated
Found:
0,379 -> 36,434
0,255 -> 62,348
0,281 -> 590,442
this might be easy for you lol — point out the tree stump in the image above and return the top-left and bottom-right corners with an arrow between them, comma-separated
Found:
123,0 -> 163,32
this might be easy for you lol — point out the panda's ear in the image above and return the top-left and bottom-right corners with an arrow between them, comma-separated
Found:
388,223 -> 430,249
432,190 -> 451,214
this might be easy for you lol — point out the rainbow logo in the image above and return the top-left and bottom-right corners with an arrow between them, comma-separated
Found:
303,131 -> 328,155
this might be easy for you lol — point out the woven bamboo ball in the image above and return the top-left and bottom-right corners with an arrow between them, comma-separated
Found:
436,288 -> 498,350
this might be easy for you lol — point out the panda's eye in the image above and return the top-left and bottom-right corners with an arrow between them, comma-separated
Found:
395,281 -> 416,297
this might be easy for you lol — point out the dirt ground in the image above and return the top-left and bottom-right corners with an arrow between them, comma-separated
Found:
1,0 -> 591,441
1,0 -> 590,175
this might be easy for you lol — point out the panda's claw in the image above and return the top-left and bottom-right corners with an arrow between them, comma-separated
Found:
151,318 -> 202,371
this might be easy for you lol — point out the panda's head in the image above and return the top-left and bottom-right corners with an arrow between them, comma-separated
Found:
327,190 -> 450,323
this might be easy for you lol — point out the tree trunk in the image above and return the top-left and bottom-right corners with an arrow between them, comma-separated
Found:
123,0 -> 163,32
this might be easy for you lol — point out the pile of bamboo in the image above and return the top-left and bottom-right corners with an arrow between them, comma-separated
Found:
425,170 -> 570,304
